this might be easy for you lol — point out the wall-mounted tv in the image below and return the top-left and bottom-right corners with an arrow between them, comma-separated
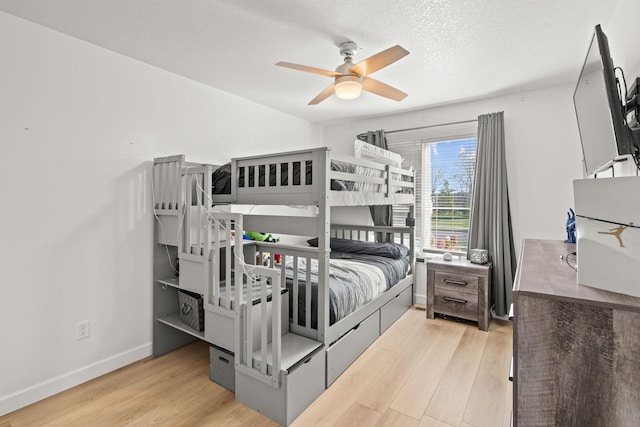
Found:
573,24 -> 633,175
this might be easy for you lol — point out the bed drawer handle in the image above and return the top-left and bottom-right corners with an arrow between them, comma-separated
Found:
444,279 -> 467,286
443,296 -> 467,304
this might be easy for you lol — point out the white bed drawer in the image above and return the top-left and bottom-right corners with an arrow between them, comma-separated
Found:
380,285 -> 413,333
326,310 -> 380,387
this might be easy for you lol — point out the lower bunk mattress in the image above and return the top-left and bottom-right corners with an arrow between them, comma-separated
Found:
285,238 -> 411,328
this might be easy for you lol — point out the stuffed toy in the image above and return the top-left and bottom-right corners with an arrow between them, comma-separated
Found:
244,231 -> 280,243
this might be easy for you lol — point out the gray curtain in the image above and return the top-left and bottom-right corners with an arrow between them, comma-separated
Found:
467,112 -> 516,317
359,130 -> 392,241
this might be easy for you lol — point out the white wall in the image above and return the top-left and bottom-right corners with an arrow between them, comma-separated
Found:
609,0 -> 640,83
0,12 -> 322,416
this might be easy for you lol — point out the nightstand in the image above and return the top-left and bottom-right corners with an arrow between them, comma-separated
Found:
426,257 -> 491,331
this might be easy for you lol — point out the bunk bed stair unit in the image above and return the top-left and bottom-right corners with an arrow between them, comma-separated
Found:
152,147 -> 415,426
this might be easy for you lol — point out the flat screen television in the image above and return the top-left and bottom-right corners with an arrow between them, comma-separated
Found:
573,24 -> 633,175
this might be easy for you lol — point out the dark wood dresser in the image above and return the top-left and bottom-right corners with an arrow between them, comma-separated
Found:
426,257 -> 491,331
513,239 -> 640,426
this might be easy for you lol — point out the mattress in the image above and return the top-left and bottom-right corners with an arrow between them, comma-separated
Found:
285,251 -> 410,328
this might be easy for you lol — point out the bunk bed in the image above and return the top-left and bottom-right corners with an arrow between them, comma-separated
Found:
152,146 -> 415,426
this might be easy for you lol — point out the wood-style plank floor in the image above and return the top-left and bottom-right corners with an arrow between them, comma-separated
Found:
0,307 -> 512,427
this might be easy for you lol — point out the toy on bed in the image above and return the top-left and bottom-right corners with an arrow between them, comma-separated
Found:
244,231 -> 280,243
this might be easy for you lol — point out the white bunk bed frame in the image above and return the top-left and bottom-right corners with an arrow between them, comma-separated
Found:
152,147 -> 415,426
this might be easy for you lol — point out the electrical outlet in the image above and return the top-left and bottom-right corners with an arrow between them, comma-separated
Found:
76,320 -> 90,340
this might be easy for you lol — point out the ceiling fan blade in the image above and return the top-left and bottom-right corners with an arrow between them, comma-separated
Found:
276,61 -> 340,77
362,77 -> 408,101
308,83 -> 336,105
350,45 -> 409,77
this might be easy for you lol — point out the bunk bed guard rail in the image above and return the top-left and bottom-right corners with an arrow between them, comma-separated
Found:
235,263 -> 284,389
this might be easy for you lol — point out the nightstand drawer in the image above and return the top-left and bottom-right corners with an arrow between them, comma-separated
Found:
434,271 -> 478,294
434,288 -> 479,320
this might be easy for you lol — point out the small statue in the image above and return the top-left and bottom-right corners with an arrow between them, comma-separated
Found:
565,208 -> 576,244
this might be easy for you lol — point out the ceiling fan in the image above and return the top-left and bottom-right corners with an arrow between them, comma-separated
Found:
276,41 -> 409,105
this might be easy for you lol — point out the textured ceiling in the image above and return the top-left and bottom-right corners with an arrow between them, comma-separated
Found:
0,0 -> 619,125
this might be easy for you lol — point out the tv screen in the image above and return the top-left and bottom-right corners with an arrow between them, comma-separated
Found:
573,25 -> 632,175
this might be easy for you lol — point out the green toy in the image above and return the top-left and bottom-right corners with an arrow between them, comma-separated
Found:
244,231 -> 280,243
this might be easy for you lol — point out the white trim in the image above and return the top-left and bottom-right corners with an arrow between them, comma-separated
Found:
0,342 -> 152,416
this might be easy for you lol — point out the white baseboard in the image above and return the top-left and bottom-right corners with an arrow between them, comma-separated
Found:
414,293 -> 426,305
0,342 -> 152,417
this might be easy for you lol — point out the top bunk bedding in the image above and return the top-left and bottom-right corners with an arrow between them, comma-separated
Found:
210,146 -> 414,207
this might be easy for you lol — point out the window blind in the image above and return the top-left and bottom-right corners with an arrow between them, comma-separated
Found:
388,126 -> 477,254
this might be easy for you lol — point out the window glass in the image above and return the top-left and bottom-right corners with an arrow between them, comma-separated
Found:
389,136 -> 477,254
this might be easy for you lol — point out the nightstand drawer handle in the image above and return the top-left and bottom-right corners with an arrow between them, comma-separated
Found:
444,279 -> 467,286
444,296 -> 467,304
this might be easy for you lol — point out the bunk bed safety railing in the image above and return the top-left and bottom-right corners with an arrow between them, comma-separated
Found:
183,165 -> 213,256
331,224 -> 415,273
210,212 -> 246,312
152,155 -> 185,212
232,148 -> 328,205
230,147 -> 415,207
331,224 -> 414,245
175,166 -> 215,298
255,243 -> 323,340
252,223 -> 414,343
235,263 -> 283,388
329,153 -> 415,194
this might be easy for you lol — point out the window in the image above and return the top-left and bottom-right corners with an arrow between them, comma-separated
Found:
388,128 -> 477,255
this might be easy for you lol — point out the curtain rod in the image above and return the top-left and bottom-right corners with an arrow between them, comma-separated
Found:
357,118 -> 478,139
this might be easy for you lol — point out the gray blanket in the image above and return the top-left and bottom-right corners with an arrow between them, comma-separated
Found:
285,252 -> 410,327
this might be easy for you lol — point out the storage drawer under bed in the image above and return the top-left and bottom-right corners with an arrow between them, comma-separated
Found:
326,310 -> 380,387
209,345 -> 235,392
380,285 -> 413,333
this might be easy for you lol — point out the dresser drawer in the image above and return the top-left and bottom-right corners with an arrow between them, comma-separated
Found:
433,288 -> 479,321
434,271 -> 478,294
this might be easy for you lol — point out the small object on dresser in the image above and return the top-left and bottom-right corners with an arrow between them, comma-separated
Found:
442,252 -> 453,261
565,208 -> 576,243
178,289 -> 204,332
470,248 -> 489,264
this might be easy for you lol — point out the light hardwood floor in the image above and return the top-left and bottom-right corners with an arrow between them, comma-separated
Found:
0,307 -> 512,427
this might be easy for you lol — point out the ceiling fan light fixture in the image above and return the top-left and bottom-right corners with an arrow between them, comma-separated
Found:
334,75 -> 362,100
277,43 -> 408,104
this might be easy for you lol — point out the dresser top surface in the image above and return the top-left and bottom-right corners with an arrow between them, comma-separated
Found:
514,239 -> 640,310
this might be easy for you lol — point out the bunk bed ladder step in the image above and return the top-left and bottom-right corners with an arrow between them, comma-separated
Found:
233,255 -> 325,426
235,331 -> 325,427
